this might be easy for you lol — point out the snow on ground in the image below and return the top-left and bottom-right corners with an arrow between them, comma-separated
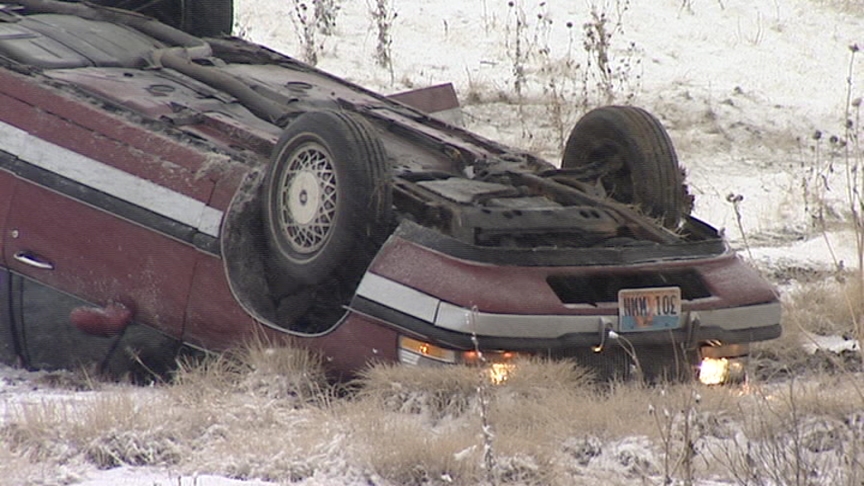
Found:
59,468 -> 279,486
5,0 -> 864,484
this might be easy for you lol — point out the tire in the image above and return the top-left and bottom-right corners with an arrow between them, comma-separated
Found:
180,0 -> 234,37
263,110 -> 392,298
90,0 -> 234,37
561,106 -> 691,229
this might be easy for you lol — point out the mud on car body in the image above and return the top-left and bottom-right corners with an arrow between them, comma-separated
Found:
0,0 -> 780,383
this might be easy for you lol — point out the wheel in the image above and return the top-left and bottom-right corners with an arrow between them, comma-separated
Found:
89,0 -> 234,37
263,110 -> 392,298
561,106 -> 691,229
180,0 -> 234,37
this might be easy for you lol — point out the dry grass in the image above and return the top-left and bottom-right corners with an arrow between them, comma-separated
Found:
2,391 -> 193,469
171,338 -> 332,405
3,340 -> 864,485
348,358 -> 594,484
1,339 -> 343,481
783,275 -> 864,336
349,360 -> 864,484
708,376 -> 864,485
753,275 -> 864,380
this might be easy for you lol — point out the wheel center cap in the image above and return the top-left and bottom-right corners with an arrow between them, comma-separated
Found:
288,171 -> 321,225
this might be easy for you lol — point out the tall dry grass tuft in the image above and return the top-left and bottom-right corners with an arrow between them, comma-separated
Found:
172,336 -> 332,405
505,0 -> 529,102
349,358 -> 598,484
0,339 -> 342,480
355,362 -> 480,419
0,443 -> 89,485
314,0 -> 341,36
350,363 -> 487,484
751,277 -> 862,382
581,0 -> 641,106
490,0 -> 642,158
784,277 -> 864,337
2,391 -> 196,469
167,339 -> 345,481
347,406 -> 482,484
290,1 -> 320,65
841,45 -> 864,364
787,44 -> 864,376
286,0 -> 342,66
782,44 -> 864,375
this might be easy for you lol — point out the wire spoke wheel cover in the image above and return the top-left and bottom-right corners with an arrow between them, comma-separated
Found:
263,111 -> 392,296
278,143 -> 338,254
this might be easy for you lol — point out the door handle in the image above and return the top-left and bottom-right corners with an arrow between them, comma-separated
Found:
13,251 -> 55,270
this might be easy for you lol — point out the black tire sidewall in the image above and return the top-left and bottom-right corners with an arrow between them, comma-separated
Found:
90,0 -> 234,37
562,106 -> 686,228
182,0 -> 234,37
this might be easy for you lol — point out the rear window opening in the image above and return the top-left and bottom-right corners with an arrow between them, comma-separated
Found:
547,270 -> 711,305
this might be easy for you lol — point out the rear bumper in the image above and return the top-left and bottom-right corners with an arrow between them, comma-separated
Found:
353,272 -> 781,352
353,224 -> 782,352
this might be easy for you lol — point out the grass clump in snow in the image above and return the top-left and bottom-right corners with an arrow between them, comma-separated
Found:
708,377 -> 864,486
349,357 -> 595,485
2,392 -> 192,469
172,336 -> 333,406
0,339 -> 343,481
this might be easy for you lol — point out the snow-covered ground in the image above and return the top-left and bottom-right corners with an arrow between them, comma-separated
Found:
4,0 -> 864,484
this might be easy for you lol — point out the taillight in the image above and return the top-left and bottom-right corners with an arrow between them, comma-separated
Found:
397,335 -> 521,383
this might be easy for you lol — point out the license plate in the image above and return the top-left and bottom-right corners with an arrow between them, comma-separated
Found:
618,287 -> 682,332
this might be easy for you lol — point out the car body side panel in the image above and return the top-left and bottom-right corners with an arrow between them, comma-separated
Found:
0,69 -> 215,202
312,314 -> 401,377
184,253 -> 259,350
184,252 -> 400,375
0,169 -> 16,364
0,167 -> 14,253
12,272 -> 118,370
3,180 -> 196,339
0,267 -> 16,365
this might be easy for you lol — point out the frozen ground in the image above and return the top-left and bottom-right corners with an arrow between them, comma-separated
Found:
4,0 -> 864,484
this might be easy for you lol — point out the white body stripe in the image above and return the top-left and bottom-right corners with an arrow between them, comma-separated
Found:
356,272 -> 440,323
356,272 -> 602,338
0,120 -> 223,238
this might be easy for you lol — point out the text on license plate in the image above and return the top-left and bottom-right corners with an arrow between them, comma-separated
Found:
617,287 -> 682,332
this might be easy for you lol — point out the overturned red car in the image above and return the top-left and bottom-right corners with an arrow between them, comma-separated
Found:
0,0 -> 780,383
